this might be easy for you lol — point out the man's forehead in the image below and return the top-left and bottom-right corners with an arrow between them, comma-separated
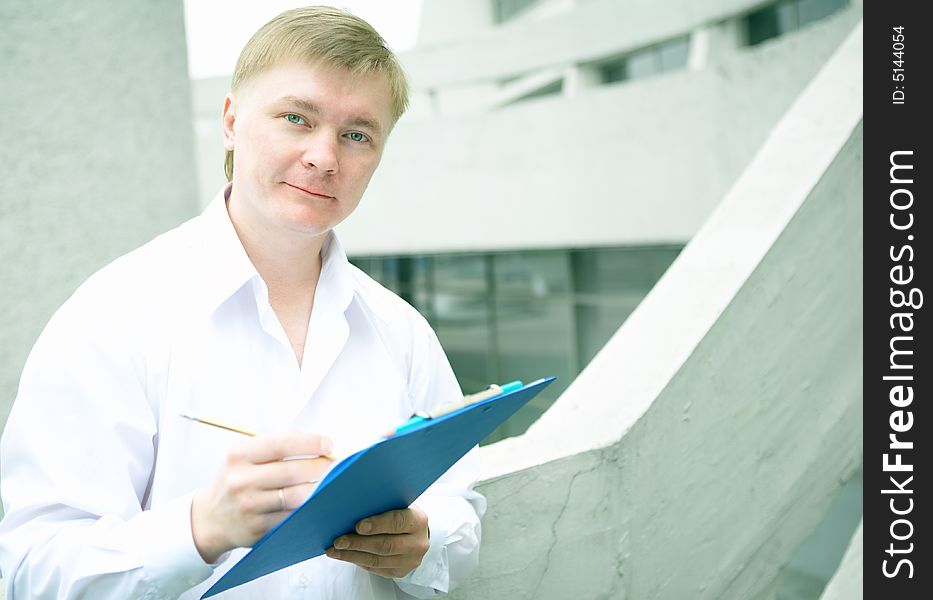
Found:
237,61 -> 393,129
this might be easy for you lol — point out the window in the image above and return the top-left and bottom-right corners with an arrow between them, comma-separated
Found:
797,0 -> 848,25
745,0 -> 848,46
492,0 -> 539,24
351,245 -> 683,444
509,79 -> 563,104
600,59 -> 628,85
658,36 -> 690,71
598,35 -> 690,85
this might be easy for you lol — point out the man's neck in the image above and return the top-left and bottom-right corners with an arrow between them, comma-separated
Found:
225,193 -> 326,298
225,191 -> 328,366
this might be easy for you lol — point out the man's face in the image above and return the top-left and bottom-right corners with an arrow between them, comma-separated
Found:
222,61 -> 394,238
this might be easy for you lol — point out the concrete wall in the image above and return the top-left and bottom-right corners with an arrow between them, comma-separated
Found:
192,75 -> 233,206
416,0 -> 495,47
0,0 -> 199,434
451,22 -> 862,598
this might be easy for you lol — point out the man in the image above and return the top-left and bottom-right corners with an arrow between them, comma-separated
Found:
0,7 -> 484,599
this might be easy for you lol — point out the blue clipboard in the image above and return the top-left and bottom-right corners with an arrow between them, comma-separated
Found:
202,377 -> 555,597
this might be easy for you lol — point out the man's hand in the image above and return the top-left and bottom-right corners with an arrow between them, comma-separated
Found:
325,506 -> 430,578
191,430 -> 333,563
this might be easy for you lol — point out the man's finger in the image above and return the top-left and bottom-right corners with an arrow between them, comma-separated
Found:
356,508 -> 421,535
276,482 -> 320,511
238,431 -> 333,464
332,533 -> 415,556
325,548 -> 413,570
245,458 -> 331,492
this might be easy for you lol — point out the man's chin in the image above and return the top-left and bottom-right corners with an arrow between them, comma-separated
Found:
274,198 -> 333,227
283,220 -> 334,238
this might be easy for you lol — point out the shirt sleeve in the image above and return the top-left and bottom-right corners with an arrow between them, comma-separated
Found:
0,286 -> 213,599
393,322 -> 487,598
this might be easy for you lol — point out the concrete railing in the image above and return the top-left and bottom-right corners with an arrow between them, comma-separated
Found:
450,21 -> 863,600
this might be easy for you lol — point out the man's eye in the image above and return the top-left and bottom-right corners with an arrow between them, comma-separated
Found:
346,132 -> 369,143
284,114 -> 305,125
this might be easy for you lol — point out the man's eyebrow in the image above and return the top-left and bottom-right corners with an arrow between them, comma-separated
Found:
347,115 -> 383,136
278,96 -> 321,115
276,95 -> 384,136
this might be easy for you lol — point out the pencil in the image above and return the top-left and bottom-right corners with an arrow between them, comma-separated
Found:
178,413 -> 335,460
179,413 -> 259,436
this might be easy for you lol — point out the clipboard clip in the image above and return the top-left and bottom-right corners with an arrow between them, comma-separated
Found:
385,381 -> 523,437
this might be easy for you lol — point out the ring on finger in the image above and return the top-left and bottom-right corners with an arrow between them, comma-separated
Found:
278,487 -> 287,511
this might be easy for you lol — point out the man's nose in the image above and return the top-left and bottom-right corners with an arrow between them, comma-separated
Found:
301,132 -> 339,173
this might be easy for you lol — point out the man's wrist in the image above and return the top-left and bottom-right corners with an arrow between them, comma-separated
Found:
394,517 -> 449,594
190,489 -> 228,564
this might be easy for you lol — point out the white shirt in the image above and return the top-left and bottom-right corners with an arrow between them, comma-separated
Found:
0,188 -> 485,599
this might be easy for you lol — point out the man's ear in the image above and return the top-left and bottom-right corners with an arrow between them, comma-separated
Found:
222,93 -> 237,151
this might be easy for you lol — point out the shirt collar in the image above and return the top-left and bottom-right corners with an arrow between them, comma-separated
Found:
196,184 -> 355,316
317,227 -> 356,315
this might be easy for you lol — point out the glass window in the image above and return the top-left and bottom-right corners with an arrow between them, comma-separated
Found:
493,0 -> 539,24
625,46 -> 659,80
797,0 -> 848,27
597,35 -> 690,86
351,245 -> 683,445
432,255 -> 495,397
572,246 -> 682,366
776,1 -> 799,32
510,80 -> 563,104
486,252 -> 576,442
745,0 -> 848,46
746,5 -> 783,46
350,257 -> 398,292
658,36 -> 690,72
600,57 -> 628,84
410,256 -> 435,323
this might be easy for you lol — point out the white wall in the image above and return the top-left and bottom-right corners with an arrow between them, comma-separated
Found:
416,0 -> 495,47
0,0 -> 199,433
191,75 -> 233,205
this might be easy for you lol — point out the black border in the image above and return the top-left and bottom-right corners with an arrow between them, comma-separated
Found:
864,2 -> 929,596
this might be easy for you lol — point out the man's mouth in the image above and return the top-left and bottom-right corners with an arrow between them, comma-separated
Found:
284,182 -> 335,200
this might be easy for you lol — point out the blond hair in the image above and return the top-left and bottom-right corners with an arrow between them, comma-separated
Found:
224,6 -> 410,181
